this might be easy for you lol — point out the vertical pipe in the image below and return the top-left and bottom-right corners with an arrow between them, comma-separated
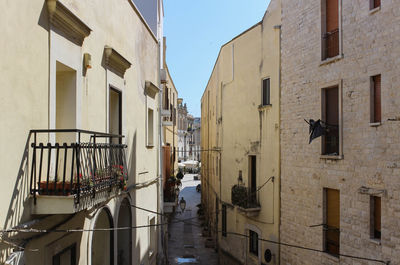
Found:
54,143 -> 60,192
46,143 -> 52,193
76,143 -> 81,204
70,144 -> 75,192
62,143 -> 68,195
38,143 -> 44,193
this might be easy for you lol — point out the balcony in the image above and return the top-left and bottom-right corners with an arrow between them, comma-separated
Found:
231,185 -> 261,216
163,177 -> 179,213
29,129 -> 127,214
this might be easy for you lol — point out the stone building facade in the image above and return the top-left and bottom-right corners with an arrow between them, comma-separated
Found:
201,0 -> 281,264
0,0 -> 165,264
280,0 -> 400,264
177,101 -> 194,161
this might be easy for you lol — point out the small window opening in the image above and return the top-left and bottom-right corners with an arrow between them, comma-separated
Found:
147,108 -> 154,146
322,0 -> 340,60
370,74 -> 381,123
324,188 -> 340,256
370,0 -> 381,9
322,86 -> 339,155
249,230 -> 258,256
370,196 -> 381,240
262,78 -> 270,106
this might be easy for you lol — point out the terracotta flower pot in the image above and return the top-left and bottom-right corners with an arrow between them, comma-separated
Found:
38,181 -> 73,195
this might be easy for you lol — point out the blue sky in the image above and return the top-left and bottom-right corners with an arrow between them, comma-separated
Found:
164,0 -> 271,117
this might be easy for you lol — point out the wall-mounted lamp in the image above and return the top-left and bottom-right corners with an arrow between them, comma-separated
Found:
84,53 -> 92,70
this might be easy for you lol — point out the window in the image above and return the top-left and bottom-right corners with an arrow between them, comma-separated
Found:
370,75 -> 381,123
249,156 -> 257,204
262,78 -> 270,106
147,108 -> 154,146
149,217 -> 156,257
370,196 -> 381,240
249,230 -> 258,256
222,204 -> 227,237
53,244 -> 76,265
370,0 -> 381,10
164,86 -> 169,110
322,0 -> 340,60
109,87 -> 122,144
324,188 -> 340,256
322,86 -> 339,155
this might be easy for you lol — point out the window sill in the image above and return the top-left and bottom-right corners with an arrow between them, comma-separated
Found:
369,6 -> 381,15
370,238 -> 381,245
320,155 -> 343,160
146,144 -> 155,149
369,122 -> 381,127
323,252 -> 340,262
258,104 -> 272,111
320,54 -> 343,66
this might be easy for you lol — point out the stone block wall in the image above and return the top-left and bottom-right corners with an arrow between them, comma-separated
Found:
280,0 -> 400,264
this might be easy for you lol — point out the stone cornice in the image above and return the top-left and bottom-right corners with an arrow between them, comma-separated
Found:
47,0 -> 91,46
104,46 -> 132,77
145,81 -> 159,99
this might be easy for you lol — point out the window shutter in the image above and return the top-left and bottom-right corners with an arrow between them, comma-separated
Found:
373,75 -> 381,122
325,188 -> 340,256
374,196 -> 381,238
326,0 -> 339,32
374,0 -> 381,8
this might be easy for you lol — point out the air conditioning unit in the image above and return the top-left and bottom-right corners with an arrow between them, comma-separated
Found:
161,109 -> 171,117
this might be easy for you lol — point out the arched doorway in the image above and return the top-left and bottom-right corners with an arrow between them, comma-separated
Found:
117,199 -> 132,265
92,208 -> 113,265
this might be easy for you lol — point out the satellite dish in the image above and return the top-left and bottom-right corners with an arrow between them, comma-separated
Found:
264,249 -> 272,263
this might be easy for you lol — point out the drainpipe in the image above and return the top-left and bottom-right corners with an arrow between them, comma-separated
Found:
157,43 -> 165,265
273,23 -> 282,265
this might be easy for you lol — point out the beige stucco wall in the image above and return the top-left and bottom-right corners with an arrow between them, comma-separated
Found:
201,0 -> 281,264
280,0 -> 400,264
0,0 -> 161,264
163,65 -> 179,175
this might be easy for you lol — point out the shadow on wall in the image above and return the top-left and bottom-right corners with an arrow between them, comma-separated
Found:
1,133 -> 34,262
128,131 -> 140,264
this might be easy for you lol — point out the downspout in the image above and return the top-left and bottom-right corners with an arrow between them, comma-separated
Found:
157,43 -> 165,264
273,23 -> 282,264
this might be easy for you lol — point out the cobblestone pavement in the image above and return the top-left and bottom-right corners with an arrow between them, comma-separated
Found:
167,174 -> 218,265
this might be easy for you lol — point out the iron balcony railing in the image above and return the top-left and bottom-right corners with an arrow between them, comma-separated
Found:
29,129 -> 127,205
323,28 -> 339,59
231,185 -> 260,209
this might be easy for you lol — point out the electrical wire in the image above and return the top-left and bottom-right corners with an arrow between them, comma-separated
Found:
216,230 -> 389,264
1,177 -> 391,264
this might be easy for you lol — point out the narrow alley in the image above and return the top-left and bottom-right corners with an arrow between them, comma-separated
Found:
167,174 -> 218,265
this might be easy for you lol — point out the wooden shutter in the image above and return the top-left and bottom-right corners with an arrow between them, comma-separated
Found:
374,196 -> 381,238
326,0 -> 338,32
373,75 -> 381,122
374,0 -> 381,8
163,146 -> 171,189
325,188 -> 340,255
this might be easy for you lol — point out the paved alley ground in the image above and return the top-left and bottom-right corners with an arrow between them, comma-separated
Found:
167,174 -> 218,265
